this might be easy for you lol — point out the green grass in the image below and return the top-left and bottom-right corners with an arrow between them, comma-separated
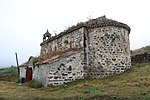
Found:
0,63 -> 150,99
26,80 -> 43,88
0,66 -> 18,82
0,66 -> 17,76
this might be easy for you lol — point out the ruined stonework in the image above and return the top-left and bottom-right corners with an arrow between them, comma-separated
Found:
33,16 -> 131,87
131,52 -> 150,63
131,48 -> 150,63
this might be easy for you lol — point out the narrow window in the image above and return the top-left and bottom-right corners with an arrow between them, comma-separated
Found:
68,66 -> 72,71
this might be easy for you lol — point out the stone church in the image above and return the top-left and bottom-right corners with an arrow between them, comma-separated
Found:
20,16 -> 131,87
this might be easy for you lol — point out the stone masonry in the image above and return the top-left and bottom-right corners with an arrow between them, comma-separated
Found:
33,16 -> 131,87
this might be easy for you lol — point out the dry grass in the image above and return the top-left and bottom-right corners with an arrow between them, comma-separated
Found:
33,47 -> 82,65
0,63 -> 150,99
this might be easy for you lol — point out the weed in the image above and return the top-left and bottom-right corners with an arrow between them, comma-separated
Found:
110,95 -> 128,100
138,89 -> 150,100
83,86 -> 104,95
143,95 -> 150,100
64,39 -> 69,44
110,95 -> 120,100
27,80 -> 43,88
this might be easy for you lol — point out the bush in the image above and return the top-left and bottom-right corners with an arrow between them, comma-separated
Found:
27,80 -> 43,88
83,86 -> 104,94
64,40 -> 68,44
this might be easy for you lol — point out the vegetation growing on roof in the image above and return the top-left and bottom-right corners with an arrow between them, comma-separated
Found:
33,47 -> 82,65
41,16 -> 130,46
64,39 -> 69,44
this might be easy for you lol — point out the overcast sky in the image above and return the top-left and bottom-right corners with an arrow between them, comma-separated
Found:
0,0 -> 150,67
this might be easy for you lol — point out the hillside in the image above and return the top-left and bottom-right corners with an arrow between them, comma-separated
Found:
0,66 -> 17,81
0,63 -> 150,100
131,45 -> 150,56
131,45 -> 150,63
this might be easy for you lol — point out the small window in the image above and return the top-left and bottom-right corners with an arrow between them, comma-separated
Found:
125,48 -> 127,52
68,66 -> 72,71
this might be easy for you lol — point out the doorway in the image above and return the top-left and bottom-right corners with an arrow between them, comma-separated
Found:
26,66 -> 32,81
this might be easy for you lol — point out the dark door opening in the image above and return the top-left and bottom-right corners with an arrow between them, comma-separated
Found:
26,66 -> 32,81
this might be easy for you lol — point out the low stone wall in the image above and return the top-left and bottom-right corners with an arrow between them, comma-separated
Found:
33,49 -> 85,87
131,52 -> 150,63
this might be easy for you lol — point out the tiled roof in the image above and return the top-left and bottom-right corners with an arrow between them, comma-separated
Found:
35,48 -> 83,65
85,16 -> 130,31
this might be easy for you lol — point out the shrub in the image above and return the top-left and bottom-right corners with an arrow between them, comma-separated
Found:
64,40 -> 68,44
27,80 -> 43,88
32,57 -> 39,65
83,86 -> 104,94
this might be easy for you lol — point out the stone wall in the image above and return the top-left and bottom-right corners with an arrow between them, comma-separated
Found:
86,26 -> 131,78
20,66 -> 26,78
33,49 -> 85,87
33,64 -> 48,86
41,28 -> 84,55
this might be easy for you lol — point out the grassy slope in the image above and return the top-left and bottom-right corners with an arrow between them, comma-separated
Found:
0,63 -> 150,100
0,67 -> 17,76
0,67 -> 18,82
